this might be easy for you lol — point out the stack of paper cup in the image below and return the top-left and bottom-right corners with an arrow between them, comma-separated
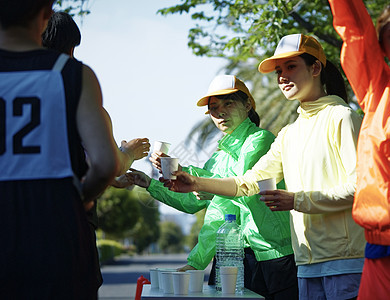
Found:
172,272 -> 190,295
157,268 -> 176,291
220,266 -> 238,294
149,268 -> 159,290
161,271 -> 174,294
186,269 -> 205,293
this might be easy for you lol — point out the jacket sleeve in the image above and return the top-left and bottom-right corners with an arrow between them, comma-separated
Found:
146,160 -> 226,214
147,179 -> 209,214
232,129 -> 275,175
234,127 -> 287,197
182,165 -> 222,179
230,129 -> 285,200
329,0 -> 384,111
294,109 -> 362,213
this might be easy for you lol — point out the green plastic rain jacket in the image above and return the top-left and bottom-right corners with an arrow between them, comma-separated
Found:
147,118 -> 294,269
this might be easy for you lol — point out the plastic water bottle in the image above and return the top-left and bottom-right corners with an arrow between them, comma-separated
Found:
215,214 -> 244,293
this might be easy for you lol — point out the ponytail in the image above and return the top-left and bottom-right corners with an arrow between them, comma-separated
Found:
248,108 -> 260,127
300,53 -> 348,103
321,60 -> 348,103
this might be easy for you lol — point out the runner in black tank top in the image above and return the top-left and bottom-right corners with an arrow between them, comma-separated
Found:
0,49 -> 100,299
0,2 -> 151,298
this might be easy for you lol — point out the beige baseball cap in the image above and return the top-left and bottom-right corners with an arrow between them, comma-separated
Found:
197,75 -> 256,113
258,34 -> 326,74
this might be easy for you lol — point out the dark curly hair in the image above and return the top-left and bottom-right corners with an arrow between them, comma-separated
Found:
42,12 -> 81,54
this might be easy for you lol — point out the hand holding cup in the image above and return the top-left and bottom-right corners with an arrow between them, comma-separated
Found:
150,141 -> 171,172
257,178 -> 276,191
153,141 -> 171,154
162,171 -> 198,193
160,157 -> 179,180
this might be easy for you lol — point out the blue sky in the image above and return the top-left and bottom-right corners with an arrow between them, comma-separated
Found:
71,0 -> 226,214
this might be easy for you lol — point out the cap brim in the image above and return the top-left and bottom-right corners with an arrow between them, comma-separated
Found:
196,88 -> 239,106
258,50 -> 305,73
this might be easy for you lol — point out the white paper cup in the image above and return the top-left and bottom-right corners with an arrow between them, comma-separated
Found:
220,266 -> 238,294
161,271 -> 174,294
160,157 -> 179,180
257,178 -> 276,191
172,272 -> 190,295
153,141 -> 171,155
186,269 -> 204,293
157,268 -> 176,290
149,268 -> 159,290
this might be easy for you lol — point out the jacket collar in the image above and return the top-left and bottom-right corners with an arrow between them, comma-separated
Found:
218,118 -> 254,160
297,95 -> 347,118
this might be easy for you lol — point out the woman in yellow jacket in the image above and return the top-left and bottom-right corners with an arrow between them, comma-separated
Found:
329,1 -> 390,299
164,34 -> 366,300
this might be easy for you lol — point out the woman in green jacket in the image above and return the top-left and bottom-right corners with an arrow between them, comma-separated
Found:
123,75 -> 297,299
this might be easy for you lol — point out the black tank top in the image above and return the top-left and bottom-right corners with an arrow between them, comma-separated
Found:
0,49 -> 98,299
0,48 -> 88,181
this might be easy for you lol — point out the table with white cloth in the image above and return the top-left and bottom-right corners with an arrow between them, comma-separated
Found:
141,284 -> 265,300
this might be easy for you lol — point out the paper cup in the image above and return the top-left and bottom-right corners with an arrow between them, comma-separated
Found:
160,157 -> 179,180
220,266 -> 238,294
186,269 -> 204,293
153,141 -> 171,155
172,272 -> 190,295
257,178 -> 276,191
161,272 -> 174,294
157,268 -> 176,290
149,268 -> 159,290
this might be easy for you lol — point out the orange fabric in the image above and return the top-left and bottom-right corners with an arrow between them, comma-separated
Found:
357,256 -> 390,300
329,0 -> 390,245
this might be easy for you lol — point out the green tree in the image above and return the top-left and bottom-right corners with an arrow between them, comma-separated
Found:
158,0 -> 386,64
158,221 -> 185,254
130,187 -> 161,254
97,187 -> 141,238
161,0 -> 385,139
55,0 -> 90,16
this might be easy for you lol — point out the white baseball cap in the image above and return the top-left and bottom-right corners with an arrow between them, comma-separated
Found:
258,34 -> 326,73
196,75 -> 256,112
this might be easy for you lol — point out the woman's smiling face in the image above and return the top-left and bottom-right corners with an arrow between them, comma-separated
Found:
208,96 -> 250,134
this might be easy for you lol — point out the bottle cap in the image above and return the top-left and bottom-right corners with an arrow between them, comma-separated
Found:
225,214 -> 236,221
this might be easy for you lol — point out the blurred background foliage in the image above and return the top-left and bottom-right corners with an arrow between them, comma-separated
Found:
158,0 -> 384,141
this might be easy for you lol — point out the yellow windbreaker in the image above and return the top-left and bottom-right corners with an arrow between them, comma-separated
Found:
233,96 -> 365,265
